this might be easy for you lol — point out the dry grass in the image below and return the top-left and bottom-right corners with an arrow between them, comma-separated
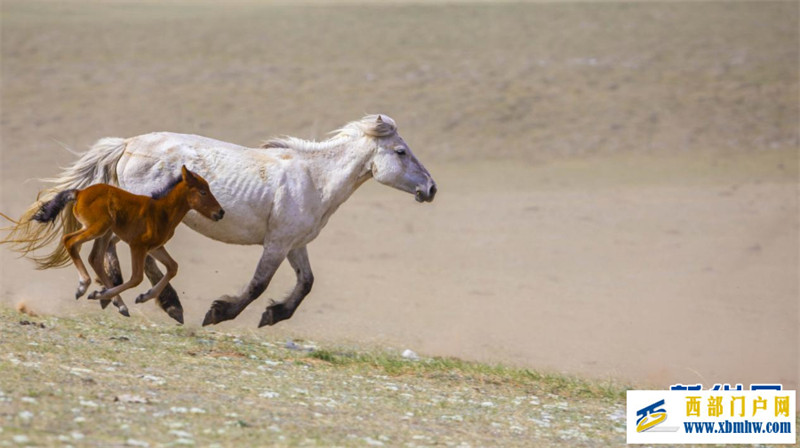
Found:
0,305 -> 630,446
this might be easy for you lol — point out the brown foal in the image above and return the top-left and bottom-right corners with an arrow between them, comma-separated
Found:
33,166 -> 224,315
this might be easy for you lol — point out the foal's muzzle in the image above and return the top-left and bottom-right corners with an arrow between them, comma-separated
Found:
213,209 -> 225,221
415,182 -> 437,203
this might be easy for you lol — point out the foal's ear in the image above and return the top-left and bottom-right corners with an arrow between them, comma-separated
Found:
181,165 -> 197,183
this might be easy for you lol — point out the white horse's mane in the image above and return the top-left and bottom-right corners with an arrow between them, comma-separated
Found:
260,115 -> 397,152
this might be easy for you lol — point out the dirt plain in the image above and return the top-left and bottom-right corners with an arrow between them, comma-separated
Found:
1,0 -> 797,413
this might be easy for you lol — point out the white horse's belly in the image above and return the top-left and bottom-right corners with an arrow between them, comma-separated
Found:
181,209 -> 266,245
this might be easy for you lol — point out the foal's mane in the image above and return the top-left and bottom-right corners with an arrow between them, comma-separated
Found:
260,115 -> 397,152
150,176 -> 182,199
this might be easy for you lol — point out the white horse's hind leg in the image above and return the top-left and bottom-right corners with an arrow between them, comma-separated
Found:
102,236 -> 123,310
202,245 -> 287,326
259,246 -> 314,327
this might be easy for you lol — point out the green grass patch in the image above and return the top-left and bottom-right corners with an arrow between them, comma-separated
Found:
307,348 -> 629,400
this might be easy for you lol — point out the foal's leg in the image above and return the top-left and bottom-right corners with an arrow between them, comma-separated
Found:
88,234 -> 129,317
260,246 -> 314,327
135,247 -> 178,305
144,256 -> 184,324
104,238 -> 184,323
63,224 -> 107,299
202,245 -> 287,326
88,245 -> 147,302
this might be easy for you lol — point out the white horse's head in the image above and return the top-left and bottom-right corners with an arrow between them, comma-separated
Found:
357,115 -> 437,203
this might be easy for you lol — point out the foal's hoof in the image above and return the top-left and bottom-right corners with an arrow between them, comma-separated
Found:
134,291 -> 153,304
99,298 -> 111,310
87,288 -> 107,301
116,304 -> 130,317
259,303 -> 292,328
202,298 -> 236,326
75,280 -> 90,299
166,305 -> 184,325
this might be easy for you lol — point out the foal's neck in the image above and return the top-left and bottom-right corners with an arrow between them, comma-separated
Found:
155,181 -> 192,226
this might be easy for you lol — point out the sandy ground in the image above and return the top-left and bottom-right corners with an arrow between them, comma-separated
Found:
1,1 -> 798,390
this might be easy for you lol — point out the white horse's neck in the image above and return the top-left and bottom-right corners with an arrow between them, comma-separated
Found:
300,136 -> 375,213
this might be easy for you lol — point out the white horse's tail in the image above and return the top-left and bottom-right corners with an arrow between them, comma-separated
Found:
1,137 -> 128,269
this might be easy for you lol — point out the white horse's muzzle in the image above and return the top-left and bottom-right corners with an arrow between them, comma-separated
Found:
415,182 -> 437,203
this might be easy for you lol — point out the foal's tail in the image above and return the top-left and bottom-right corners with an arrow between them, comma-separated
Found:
32,190 -> 78,223
1,137 -> 128,269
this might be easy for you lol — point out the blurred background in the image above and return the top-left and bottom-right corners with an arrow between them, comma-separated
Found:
1,0 -> 797,389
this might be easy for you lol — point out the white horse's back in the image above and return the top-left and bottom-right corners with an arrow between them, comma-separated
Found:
118,132 -> 286,244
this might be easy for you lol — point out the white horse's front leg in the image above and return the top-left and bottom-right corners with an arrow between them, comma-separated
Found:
259,246 -> 314,327
202,245 -> 287,326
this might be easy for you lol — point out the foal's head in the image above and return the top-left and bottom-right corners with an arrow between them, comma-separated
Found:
180,166 -> 225,221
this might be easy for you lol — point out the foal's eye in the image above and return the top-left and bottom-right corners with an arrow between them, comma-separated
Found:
395,148 -> 406,156
200,191 -> 207,196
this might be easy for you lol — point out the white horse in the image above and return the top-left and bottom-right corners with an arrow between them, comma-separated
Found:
5,115 -> 436,326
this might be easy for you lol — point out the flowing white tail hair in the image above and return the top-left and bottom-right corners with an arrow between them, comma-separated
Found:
1,138 -> 127,269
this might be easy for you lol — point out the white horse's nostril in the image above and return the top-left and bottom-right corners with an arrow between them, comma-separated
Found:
415,183 -> 436,203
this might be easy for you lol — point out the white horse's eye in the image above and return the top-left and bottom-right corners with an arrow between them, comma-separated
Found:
394,148 -> 406,156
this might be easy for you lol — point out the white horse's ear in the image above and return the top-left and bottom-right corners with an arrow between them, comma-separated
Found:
376,115 -> 383,123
